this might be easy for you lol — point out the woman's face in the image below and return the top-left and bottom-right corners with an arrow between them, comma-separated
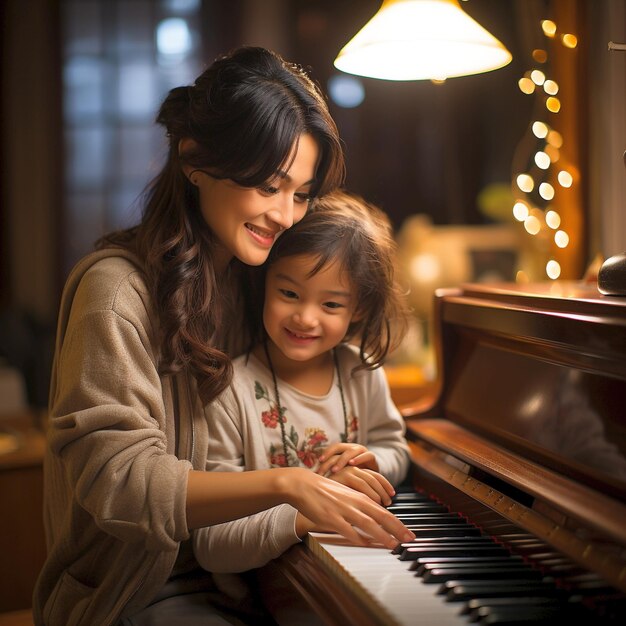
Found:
195,133 -> 319,270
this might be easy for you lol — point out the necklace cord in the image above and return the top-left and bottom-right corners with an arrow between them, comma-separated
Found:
263,341 -> 349,466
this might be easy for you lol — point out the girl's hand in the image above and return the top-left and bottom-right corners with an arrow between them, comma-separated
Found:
278,468 -> 414,548
317,443 -> 379,476
328,466 -> 395,506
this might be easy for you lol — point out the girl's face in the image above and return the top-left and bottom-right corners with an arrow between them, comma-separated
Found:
263,253 -> 357,366
195,133 -> 319,271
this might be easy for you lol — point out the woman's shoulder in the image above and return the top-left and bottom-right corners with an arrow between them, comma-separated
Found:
67,248 -> 151,321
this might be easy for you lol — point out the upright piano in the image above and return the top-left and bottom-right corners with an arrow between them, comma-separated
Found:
260,281 -> 626,625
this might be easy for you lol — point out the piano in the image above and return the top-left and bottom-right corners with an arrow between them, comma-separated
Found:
259,281 -> 626,625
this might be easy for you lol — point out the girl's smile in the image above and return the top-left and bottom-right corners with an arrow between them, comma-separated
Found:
262,253 -> 356,372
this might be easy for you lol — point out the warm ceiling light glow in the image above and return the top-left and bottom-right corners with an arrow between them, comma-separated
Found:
530,69 -> 546,85
513,201 -> 529,221
555,230 -> 569,248
333,0 -> 512,81
532,121 -> 548,138
541,20 -> 557,38
546,96 -> 561,112
516,173 -> 534,192
534,151 -> 550,169
561,33 -> 578,48
558,170 -> 573,187
546,259 -> 561,279
539,182 -> 555,200
545,210 -> 561,229
543,79 -> 559,95
532,49 -> 547,63
518,77 -> 535,94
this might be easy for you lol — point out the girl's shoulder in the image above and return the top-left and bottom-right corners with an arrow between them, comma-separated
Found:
335,342 -> 363,373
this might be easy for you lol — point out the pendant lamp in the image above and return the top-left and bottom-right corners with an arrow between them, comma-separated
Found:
334,0 -> 512,81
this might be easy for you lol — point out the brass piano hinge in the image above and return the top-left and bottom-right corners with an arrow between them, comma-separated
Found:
409,440 -> 626,593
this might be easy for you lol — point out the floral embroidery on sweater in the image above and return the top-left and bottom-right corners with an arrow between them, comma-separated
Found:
254,379 -> 358,468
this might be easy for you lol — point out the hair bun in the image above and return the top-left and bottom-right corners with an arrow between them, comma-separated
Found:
156,85 -> 192,138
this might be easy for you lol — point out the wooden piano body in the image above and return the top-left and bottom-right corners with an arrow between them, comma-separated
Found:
260,282 -> 626,625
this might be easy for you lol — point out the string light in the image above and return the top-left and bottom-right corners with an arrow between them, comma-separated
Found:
512,17 -> 577,280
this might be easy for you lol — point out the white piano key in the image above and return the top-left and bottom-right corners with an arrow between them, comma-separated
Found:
316,541 -> 465,626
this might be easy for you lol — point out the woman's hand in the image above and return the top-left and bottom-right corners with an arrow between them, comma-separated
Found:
317,443 -> 379,476
328,466 -> 395,506
276,467 -> 414,549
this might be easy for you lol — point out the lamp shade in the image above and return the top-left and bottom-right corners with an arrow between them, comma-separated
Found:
334,0 -> 512,81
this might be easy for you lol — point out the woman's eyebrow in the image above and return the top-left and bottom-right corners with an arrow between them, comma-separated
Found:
275,170 -> 316,186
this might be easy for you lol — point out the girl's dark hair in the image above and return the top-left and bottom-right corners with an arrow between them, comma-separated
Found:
97,46 -> 345,404
245,190 -> 410,371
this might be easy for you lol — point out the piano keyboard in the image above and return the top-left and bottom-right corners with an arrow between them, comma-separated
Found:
305,488 -> 626,625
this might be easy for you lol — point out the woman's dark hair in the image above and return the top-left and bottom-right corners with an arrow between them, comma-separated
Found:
97,46 -> 345,404
245,190 -> 410,372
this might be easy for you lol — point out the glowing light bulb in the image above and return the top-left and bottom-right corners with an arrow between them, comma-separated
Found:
534,151 -> 550,169
524,215 -> 541,235
545,145 -> 560,162
542,20 -> 557,38
517,174 -> 534,192
532,49 -> 547,63
545,210 -> 561,229
558,170 -> 573,187
518,77 -> 535,94
555,230 -> 569,248
513,201 -> 529,221
532,121 -> 549,138
561,34 -> 578,48
546,259 -> 561,279
547,130 -> 563,147
531,69 -> 546,85
546,97 -> 561,112
543,79 -> 559,95
539,182 -> 555,200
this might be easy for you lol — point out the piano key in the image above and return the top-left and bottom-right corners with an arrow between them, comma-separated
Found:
393,514 -> 470,522
411,555 -> 524,572
415,559 -> 528,576
403,526 -> 484,537
440,580 -> 562,601
400,546 -> 511,560
423,566 -> 543,584
318,542 -> 465,625
461,595 -> 563,615
394,537 -> 496,554
473,603 -> 569,624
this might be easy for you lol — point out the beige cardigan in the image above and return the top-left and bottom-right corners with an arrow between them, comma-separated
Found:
33,249 -> 207,626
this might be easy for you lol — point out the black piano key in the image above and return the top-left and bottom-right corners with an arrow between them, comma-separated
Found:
440,580 -> 562,602
475,604 -> 572,625
422,566 -> 544,584
393,536 -> 496,554
410,555 -> 524,572
387,502 -> 450,511
394,514 -> 468,523
461,595 -> 563,615
416,559 -> 529,576
400,546 -> 511,560
404,526 -> 483,538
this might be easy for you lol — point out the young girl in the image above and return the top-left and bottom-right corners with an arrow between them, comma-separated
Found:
33,48 -> 414,626
193,190 -> 411,574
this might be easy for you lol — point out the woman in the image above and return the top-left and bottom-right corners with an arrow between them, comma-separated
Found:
32,47 -> 414,626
